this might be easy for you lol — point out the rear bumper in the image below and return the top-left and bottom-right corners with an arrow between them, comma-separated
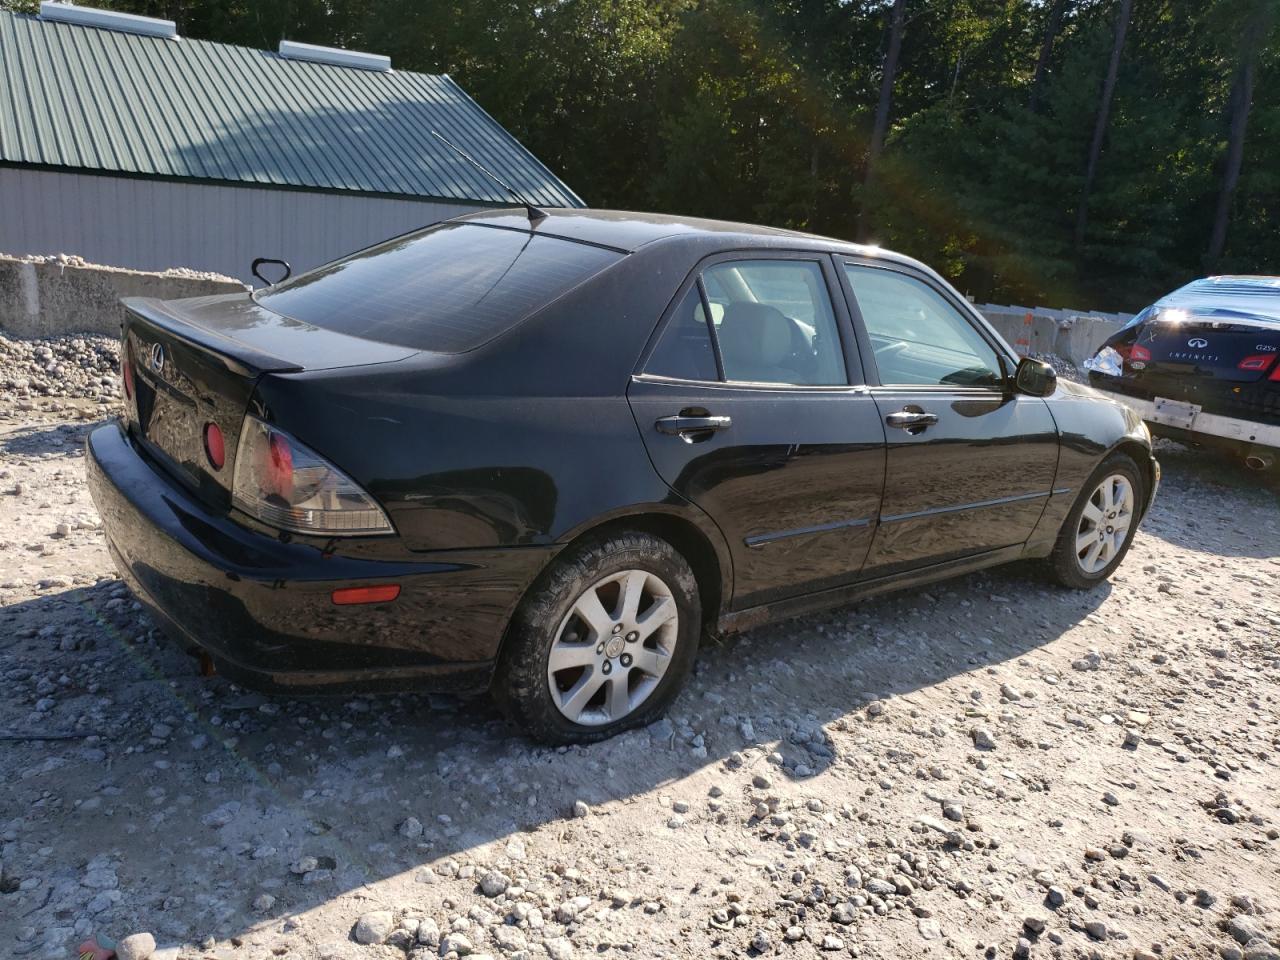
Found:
1093,388 -> 1280,450
85,421 -> 551,694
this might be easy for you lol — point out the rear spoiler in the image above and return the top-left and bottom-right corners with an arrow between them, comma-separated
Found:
122,297 -> 304,378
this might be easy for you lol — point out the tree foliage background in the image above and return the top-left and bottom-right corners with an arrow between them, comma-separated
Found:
4,0 -> 1277,310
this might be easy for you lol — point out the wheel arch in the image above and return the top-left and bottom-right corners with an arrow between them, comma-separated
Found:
493,505 -> 732,672
1106,437 -> 1158,514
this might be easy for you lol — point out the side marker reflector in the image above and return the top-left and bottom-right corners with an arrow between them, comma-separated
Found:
331,584 -> 401,605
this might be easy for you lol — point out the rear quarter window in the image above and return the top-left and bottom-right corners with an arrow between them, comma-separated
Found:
255,223 -> 623,353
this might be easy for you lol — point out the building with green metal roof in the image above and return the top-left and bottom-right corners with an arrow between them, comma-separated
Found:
0,3 -> 584,283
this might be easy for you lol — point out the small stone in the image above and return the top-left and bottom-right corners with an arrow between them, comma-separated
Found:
1014,938 -> 1032,959
571,800 -> 590,818
291,856 -> 318,875
1046,886 -> 1067,908
479,870 -> 510,897
784,926 -> 805,942
439,932 -> 473,956
970,726 -> 996,750
1195,888 -> 1216,907
252,893 -> 276,913
543,937 -> 573,960
821,935 -> 845,951
116,933 -> 156,960
918,918 -> 942,940
1103,791 -> 1120,806
416,918 -> 440,946
398,817 -> 424,839
751,931 -> 773,952
354,911 -> 394,945
1024,916 -> 1046,934
1085,920 -> 1108,941
751,773 -> 772,789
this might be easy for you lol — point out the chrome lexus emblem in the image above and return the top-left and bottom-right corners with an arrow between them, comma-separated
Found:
149,342 -> 165,373
1187,337 -> 1208,349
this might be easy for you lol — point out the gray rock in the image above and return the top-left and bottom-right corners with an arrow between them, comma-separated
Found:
399,817 -> 424,839
200,801 -> 241,828
416,918 -> 440,946
439,932 -> 473,956
1228,916 -> 1263,946
543,937 -> 574,960
353,911 -> 394,945
479,869 -> 510,897
970,726 -> 997,750
1085,920 -> 1108,941
571,800 -> 590,818
116,933 -> 156,960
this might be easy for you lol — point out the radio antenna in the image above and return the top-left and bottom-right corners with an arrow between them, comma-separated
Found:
432,131 -> 548,224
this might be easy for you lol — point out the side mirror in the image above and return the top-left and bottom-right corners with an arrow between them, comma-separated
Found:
1014,357 -> 1057,397
251,257 -> 292,287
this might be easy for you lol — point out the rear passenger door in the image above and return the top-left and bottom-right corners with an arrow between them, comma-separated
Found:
627,253 -> 886,610
838,260 -> 1060,575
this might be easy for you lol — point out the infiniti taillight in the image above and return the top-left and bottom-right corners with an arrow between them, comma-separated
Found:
1271,363 -> 1280,382
204,422 -> 226,471
230,416 -> 393,536
122,346 -> 134,400
1238,354 -> 1276,372
1129,345 -> 1152,363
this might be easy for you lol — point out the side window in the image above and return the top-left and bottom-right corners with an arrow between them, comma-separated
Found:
645,287 -> 719,381
703,260 -> 846,385
845,265 -> 1003,387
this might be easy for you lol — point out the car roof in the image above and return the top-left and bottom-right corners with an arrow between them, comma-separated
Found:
456,206 -> 928,267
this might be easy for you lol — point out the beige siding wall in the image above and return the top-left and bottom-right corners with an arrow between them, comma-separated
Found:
0,167 -> 489,285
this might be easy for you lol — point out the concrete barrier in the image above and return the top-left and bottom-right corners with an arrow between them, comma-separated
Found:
978,304 -> 1131,366
0,254 -> 247,338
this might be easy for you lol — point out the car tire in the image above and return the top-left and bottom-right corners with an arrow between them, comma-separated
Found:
494,531 -> 701,745
1046,452 -> 1145,590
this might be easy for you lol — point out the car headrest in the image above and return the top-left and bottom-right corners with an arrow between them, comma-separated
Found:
718,302 -> 795,368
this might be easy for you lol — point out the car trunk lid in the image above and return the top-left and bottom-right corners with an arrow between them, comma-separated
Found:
1138,313 -> 1279,383
121,294 -> 417,507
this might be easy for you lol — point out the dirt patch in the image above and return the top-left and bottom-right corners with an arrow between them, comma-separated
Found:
2,333 -> 1278,960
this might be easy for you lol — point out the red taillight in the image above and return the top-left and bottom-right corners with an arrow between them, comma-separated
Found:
204,422 -> 226,470
1271,362 -> 1280,382
1129,345 -> 1152,363
266,432 -> 294,500
1238,354 -> 1276,372
122,347 -> 134,400
331,584 -> 401,605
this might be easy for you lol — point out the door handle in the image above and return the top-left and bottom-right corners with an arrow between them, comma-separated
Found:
885,410 -> 939,432
655,414 -> 732,436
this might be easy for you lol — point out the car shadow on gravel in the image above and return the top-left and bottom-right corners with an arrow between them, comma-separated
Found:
1,564 -> 1109,952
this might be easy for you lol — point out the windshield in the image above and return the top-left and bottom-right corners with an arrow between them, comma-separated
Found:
255,223 -> 623,353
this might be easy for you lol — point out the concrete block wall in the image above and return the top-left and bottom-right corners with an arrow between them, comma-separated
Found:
978,304 -> 1132,366
0,254 -> 247,338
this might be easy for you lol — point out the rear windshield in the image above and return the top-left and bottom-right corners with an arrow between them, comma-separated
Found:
255,222 -> 623,353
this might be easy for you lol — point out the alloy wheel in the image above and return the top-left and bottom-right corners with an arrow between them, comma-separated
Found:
1075,473 -> 1134,574
546,569 -> 679,726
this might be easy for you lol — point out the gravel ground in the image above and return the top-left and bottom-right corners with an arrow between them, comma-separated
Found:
2,332 -> 1279,960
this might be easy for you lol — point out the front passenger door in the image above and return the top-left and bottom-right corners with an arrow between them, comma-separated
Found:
840,262 -> 1060,576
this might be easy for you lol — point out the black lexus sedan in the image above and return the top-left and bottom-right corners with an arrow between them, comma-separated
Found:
1084,275 -> 1280,471
87,209 -> 1159,743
